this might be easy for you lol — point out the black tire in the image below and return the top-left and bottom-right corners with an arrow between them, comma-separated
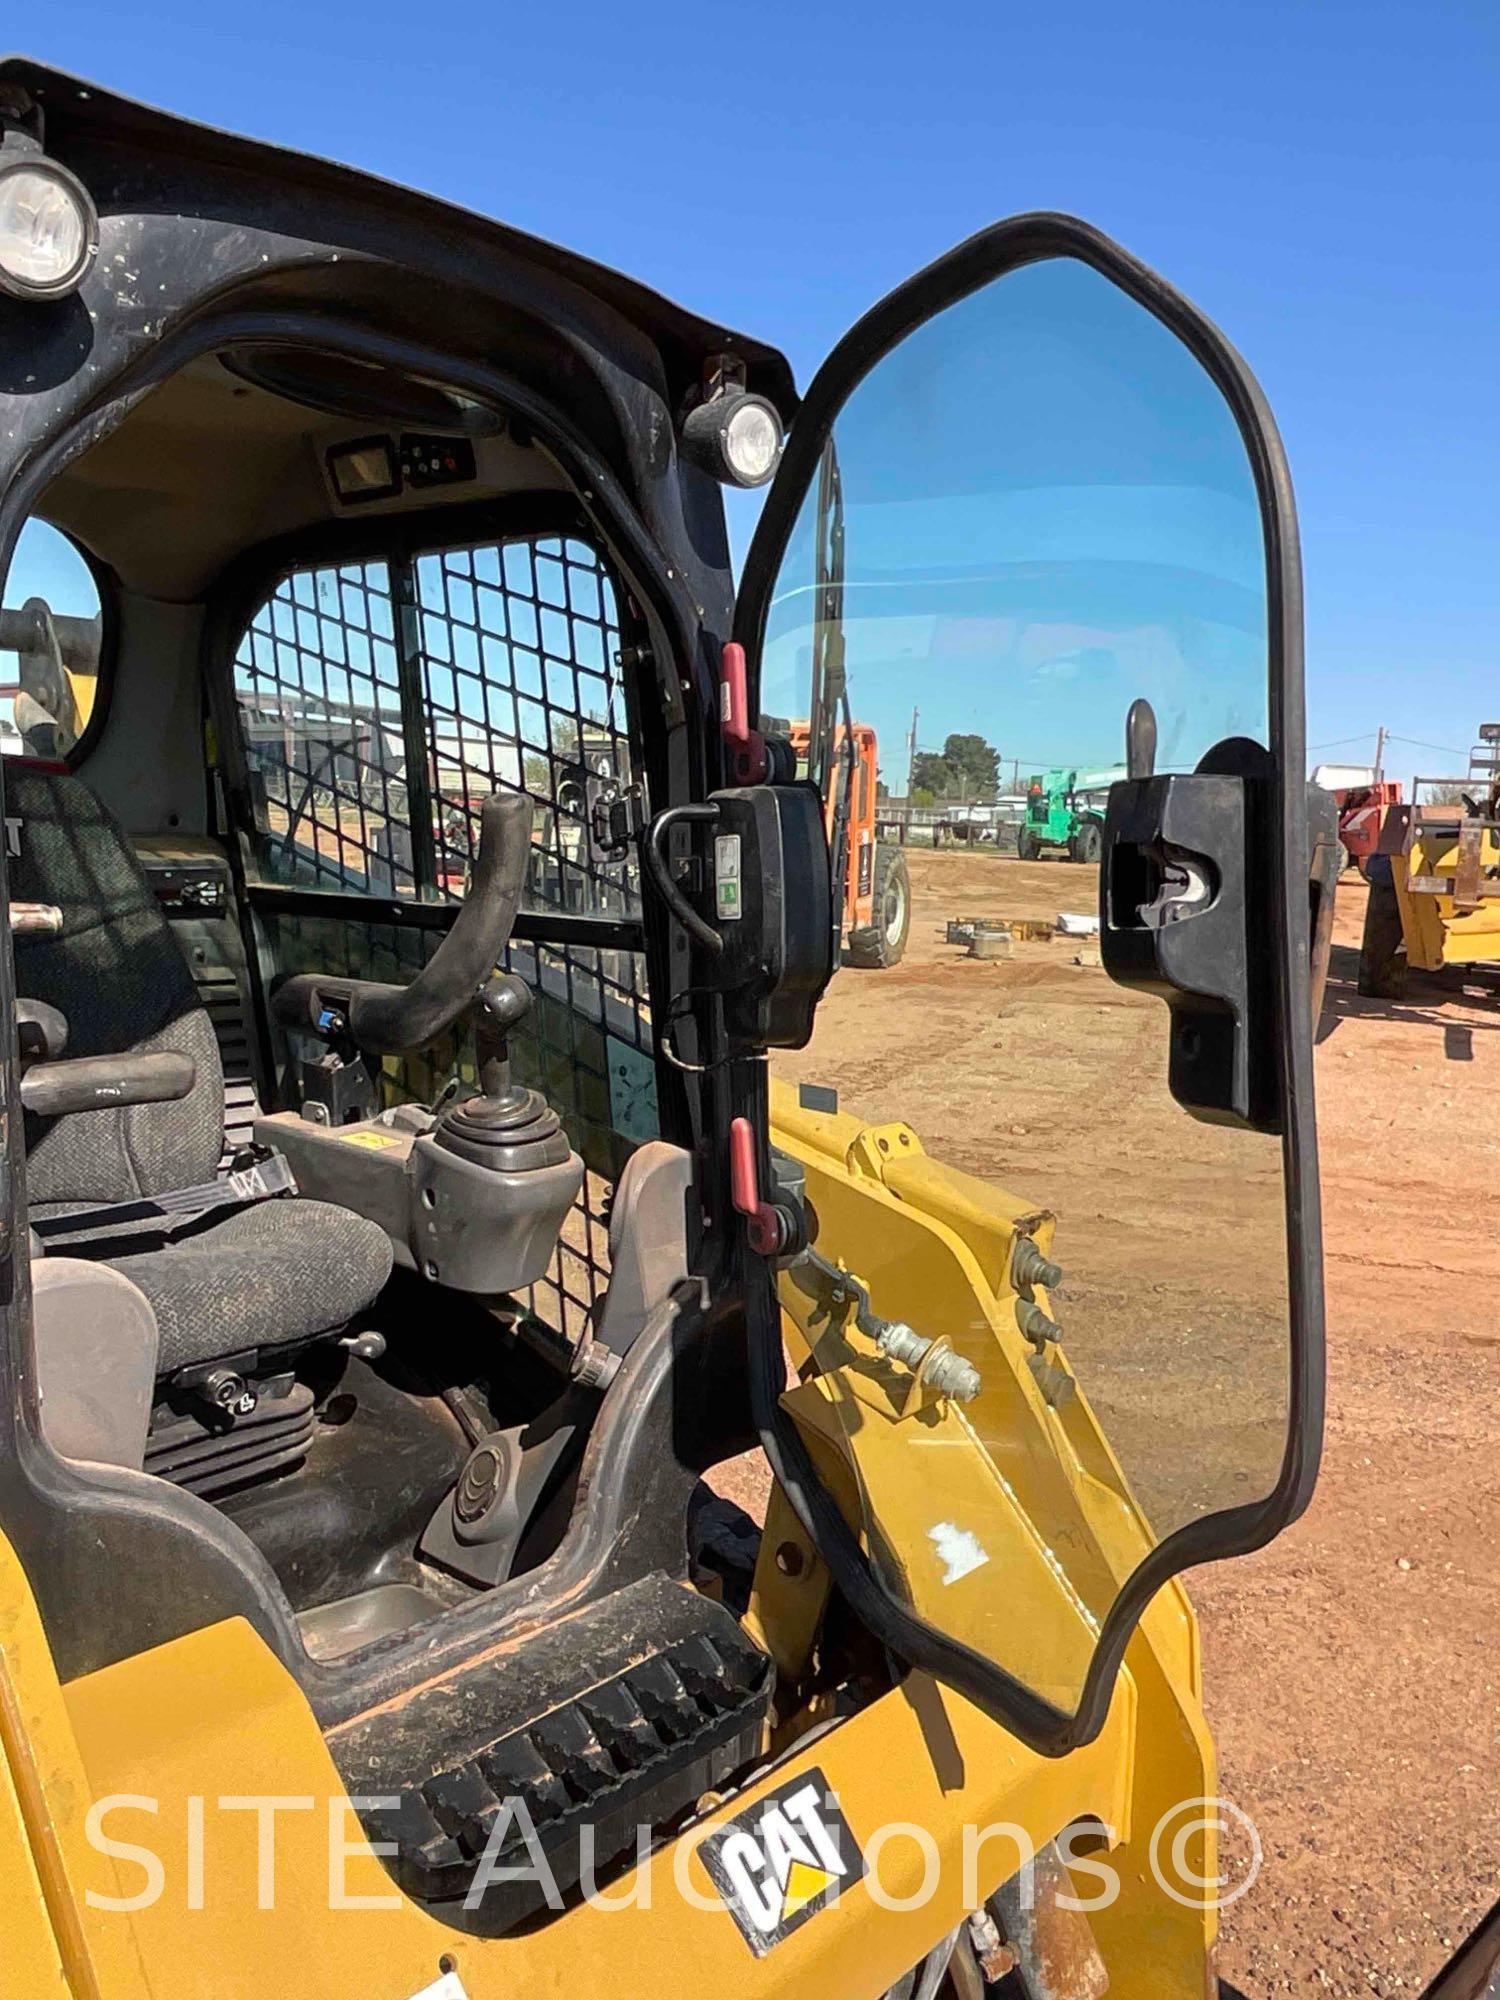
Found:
1358,873 -> 1407,998
1069,817 -> 1103,864
848,843 -> 910,967
1016,827 -> 1041,861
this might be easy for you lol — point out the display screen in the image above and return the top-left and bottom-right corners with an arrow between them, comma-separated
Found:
326,436 -> 400,505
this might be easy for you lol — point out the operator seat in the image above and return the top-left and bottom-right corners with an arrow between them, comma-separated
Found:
8,765 -> 393,1375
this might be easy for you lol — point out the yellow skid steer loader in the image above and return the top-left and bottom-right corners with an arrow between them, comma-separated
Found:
0,58 -> 1335,1999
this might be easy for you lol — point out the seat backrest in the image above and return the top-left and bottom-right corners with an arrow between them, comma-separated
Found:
7,765 -> 224,1204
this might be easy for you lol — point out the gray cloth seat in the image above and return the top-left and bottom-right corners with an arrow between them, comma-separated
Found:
107,1200 -> 393,1375
10,765 -> 393,1374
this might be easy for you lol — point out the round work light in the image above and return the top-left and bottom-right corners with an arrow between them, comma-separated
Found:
0,156 -> 99,301
680,389 -> 784,488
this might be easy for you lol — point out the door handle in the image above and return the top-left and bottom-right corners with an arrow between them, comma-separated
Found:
1101,761 -> 1277,1132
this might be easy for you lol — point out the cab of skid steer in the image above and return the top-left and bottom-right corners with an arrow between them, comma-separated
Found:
0,56 -> 1324,2000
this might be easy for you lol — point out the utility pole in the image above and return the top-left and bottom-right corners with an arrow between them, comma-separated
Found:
905,706 -> 918,800
1374,725 -> 1386,784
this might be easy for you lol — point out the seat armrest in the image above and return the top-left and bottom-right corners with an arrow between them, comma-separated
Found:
16,997 -> 69,1062
19,1050 -> 196,1117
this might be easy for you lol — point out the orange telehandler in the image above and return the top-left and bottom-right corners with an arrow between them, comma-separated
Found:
777,448 -> 910,967
786,716 -> 910,967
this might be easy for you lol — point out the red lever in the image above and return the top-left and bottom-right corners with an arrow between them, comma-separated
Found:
720,642 -> 769,784
721,641 -> 750,749
730,1115 -> 781,1256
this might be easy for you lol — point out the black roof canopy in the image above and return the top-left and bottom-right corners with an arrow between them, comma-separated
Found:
0,56 -> 797,418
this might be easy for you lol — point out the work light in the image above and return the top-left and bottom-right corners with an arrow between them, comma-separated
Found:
681,389 -> 784,488
0,155 -> 98,301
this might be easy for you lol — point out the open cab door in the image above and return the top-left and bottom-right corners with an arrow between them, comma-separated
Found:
734,216 -> 1324,1755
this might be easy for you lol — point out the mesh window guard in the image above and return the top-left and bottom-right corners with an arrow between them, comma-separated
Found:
415,535 -> 641,921
235,560 -> 412,892
232,534 -> 641,918
232,530 -> 657,1341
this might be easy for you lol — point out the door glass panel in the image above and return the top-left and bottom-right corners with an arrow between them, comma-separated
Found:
759,255 -> 1287,1714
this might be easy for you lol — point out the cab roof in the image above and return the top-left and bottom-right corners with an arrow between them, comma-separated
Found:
0,56 -> 798,416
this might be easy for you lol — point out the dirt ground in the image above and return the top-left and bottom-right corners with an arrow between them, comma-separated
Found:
726,846 -> 1500,1997
775,848 -> 1292,1545
1198,876 -> 1500,1997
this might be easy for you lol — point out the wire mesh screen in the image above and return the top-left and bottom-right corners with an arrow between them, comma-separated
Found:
233,529 -> 657,1343
231,534 -> 642,919
233,560 -> 416,895
415,536 -> 641,920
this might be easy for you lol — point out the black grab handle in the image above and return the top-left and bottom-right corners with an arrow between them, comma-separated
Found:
272,791 -> 534,1056
642,803 -> 725,954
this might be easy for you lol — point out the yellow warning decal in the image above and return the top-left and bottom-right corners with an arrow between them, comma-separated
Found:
336,1129 -> 403,1149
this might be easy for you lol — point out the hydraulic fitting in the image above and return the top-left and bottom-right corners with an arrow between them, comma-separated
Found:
1012,1233 -> 1062,1292
875,1320 -> 981,1403
1016,1299 -> 1062,1349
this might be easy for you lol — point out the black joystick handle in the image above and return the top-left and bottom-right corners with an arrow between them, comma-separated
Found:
475,973 -> 533,1102
431,968 -> 567,1172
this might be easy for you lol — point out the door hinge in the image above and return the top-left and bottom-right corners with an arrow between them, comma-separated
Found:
587,780 -> 645,862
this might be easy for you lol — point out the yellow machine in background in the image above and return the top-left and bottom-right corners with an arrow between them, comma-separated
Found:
1360,728 -> 1500,995
1394,816 -> 1500,970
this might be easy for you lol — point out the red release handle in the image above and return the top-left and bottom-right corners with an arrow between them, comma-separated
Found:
720,642 -> 769,784
729,1115 -> 781,1256
721,641 -> 751,750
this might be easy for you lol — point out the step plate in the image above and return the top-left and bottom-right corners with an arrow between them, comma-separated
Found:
332,1570 -> 773,1929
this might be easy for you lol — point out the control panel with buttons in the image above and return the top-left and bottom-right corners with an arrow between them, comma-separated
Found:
399,433 -> 478,489
145,866 -> 228,915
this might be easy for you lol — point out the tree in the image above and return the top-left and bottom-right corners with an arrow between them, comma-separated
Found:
909,750 -> 953,797
909,733 -> 1001,802
944,733 -> 1000,801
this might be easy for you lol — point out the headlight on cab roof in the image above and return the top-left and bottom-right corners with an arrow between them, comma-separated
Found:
0,153 -> 99,301
681,389 -> 784,489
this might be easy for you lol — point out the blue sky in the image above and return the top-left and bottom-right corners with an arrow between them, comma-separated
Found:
13,0 -> 1500,784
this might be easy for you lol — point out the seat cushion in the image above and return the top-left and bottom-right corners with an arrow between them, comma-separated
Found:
106,1199 -> 394,1375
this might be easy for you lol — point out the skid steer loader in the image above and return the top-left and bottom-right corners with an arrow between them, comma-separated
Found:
0,60 -> 1330,2000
